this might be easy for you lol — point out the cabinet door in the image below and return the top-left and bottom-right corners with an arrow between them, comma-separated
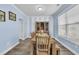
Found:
35,22 -> 49,32
46,22 -> 49,31
36,22 -> 40,32
44,22 -> 49,32
41,22 -> 44,30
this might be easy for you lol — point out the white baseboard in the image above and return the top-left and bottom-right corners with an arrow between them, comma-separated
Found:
0,41 -> 20,55
26,35 -> 31,38
19,38 -> 25,40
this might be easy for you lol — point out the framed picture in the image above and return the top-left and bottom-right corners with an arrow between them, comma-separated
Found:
0,10 -> 5,22
9,11 -> 16,21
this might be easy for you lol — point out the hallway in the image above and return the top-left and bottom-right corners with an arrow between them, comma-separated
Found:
0,4 -> 79,55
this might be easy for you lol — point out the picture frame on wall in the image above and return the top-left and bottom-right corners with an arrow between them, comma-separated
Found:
9,11 -> 16,21
0,10 -> 5,22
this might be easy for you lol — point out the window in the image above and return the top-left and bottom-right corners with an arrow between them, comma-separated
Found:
58,5 -> 79,45
58,13 -> 67,37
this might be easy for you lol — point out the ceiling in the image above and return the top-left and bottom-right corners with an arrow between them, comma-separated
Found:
15,4 -> 62,16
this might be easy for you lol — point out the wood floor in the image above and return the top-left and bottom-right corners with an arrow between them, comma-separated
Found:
5,39 -> 74,55
53,39 -> 74,55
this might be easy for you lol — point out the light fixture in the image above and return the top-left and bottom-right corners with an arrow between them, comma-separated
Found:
37,7 -> 43,11
35,5 -> 45,12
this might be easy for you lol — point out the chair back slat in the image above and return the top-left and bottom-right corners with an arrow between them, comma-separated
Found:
36,34 -> 50,55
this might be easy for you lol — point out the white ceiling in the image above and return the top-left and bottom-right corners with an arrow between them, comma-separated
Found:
15,4 -> 62,16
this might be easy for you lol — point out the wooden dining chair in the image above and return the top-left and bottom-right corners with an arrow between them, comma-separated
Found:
36,35 -> 50,55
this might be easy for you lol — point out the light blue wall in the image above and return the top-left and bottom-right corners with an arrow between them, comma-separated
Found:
24,16 -> 31,38
53,15 -> 58,37
0,4 -> 27,54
